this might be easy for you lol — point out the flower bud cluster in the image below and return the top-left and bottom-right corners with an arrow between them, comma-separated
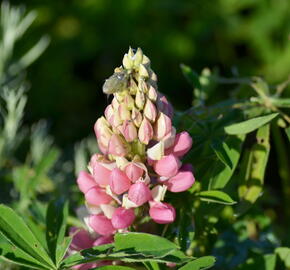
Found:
73,48 -> 195,250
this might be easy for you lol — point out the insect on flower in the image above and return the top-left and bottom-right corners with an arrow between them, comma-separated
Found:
102,69 -> 130,95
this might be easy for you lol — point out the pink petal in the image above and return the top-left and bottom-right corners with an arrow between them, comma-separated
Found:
111,207 -> 135,229
90,159 -> 112,186
93,235 -> 113,246
128,182 -> 152,206
165,164 -> 195,192
153,154 -> 181,177
76,171 -> 97,193
166,132 -> 192,157
149,202 -> 176,224
154,112 -> 172,140
109,168 -> 131,195
125,163 -> 144,182
122,121 -> 137,142
108,134 -> 128,156
138,117 -> 153,144
69,227 -> 94,250
85,186 -> 112,206
89,214 -> 115,236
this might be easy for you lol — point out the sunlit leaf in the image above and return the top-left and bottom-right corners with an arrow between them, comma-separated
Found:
179,256 -> 215,270
224,113 -> 278,135
198,190 -> 236,205
0,205 -> 55,269
275,247 -> 290,267
0,236 -> 49,269
236,125 -> 270,215
114,232 -> 179,256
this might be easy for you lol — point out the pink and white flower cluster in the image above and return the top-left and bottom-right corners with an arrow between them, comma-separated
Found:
72,48 -> 195,253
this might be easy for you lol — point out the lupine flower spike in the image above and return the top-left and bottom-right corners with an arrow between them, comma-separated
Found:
69,48 -> 195,267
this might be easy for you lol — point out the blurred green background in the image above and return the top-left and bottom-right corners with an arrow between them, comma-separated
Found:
12,0 -> 290,146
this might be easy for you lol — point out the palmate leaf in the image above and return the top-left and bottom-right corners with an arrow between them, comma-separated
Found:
0,204 -> 55,269
114,232 -> 179,256
0,236 -> 48,269
46,199 -> 69,266
62,233 -> 193,268
224,113 -> 278,135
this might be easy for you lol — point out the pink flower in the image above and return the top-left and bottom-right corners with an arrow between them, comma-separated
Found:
76,171 -> 97,193
122,120 -> 137,142
124,163 -> 144,182
154,112 -> 172,140
94,117 -> 112,154
165,164 -> 195,192
138,117 -> 153,144
166,132 -> 192,157
93,235 -> 113,246
90,155 -> 114,186
110,168 -> 131,195
143,99 -> 157,122
111,207 -> 135,229
128,182 -> 152,206
69,227 -> 94,251
153,154 -> 181,177
85,186 -> 112,206
108,134 -> 128,156
149,202 -> 176,224
89,214 -> 115,236
118,103 -> 131,121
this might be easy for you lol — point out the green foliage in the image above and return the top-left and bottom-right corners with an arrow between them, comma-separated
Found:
198,190 -> 236,205
0,1 -> 290,270
179,256 -> 216,270
224,113 -> 278,135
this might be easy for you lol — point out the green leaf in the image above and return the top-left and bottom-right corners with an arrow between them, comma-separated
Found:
238,254 -> 276,270
114,232 -> 179,257
0,237 -> 49,269
46,199 -> 68,266
209,134 -> 245,189
224,113 -> 278,135
62,243 -> 114,268
269,97 -> 290,108
198,190 -> 236,205
179,256 -> 216,270
275,247 -> 290,267
63,233 -> 191,268
56,236 -> 72,268
285,126 -> 290,142
143,261 -> 160,270
0,204 -> 55,269
211,139 -> 233,169
236,125 -> 270,215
